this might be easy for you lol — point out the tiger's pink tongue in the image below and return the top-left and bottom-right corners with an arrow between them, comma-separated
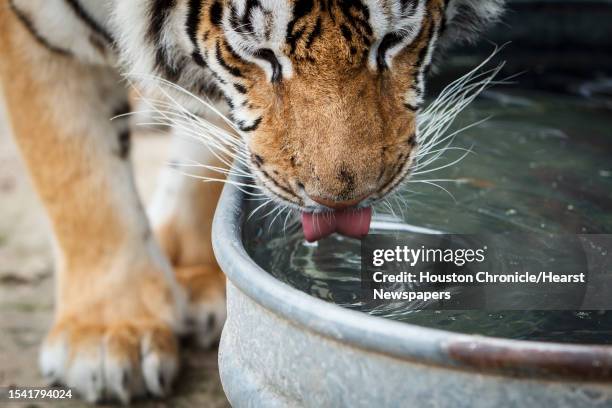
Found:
301,207 -> 372,242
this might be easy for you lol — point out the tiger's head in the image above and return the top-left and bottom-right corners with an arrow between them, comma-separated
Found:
116,0 -> 504,238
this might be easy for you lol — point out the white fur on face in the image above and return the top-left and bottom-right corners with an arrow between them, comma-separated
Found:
365,0 -> 427,71
223,0 -> 294,80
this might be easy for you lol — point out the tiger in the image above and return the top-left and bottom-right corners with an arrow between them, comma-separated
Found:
0,0 -> 504,403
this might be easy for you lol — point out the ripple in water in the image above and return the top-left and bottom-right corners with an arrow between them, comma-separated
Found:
244,86 -> 612,344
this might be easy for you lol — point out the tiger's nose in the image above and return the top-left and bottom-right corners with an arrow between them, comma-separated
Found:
309,194 -> 369,210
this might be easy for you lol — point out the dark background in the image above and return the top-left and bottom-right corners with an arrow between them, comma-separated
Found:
438,0 -> 612,94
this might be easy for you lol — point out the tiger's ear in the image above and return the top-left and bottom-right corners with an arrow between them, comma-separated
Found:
439,0 -> 505,46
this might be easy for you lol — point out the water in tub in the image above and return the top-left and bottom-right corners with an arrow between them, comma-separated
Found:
243,76 -> 612,344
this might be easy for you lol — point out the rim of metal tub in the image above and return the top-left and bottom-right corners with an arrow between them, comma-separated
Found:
212,180 -> 612,383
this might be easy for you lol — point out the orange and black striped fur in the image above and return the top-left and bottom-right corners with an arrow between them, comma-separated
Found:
0,0 -> 503,403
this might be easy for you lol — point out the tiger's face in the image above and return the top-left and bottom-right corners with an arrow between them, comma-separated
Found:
200,0 -> 445,211
118,0 -> 503,221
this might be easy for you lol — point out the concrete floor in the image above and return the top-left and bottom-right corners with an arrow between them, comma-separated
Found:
0,100 -> 229,407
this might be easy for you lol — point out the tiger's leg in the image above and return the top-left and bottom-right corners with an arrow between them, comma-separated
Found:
149,111 -> 228,348
0,6 -> 186,404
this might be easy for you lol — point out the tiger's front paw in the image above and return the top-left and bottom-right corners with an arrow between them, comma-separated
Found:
39,267 -> 186,404
40,321 -> 178,403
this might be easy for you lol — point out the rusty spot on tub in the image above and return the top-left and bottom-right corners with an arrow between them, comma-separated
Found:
446,339 -> 612,381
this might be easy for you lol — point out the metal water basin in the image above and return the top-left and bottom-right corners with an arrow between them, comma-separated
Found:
212,182 -> 612,408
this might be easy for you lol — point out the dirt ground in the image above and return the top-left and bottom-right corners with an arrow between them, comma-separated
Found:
0,99 -> 229,407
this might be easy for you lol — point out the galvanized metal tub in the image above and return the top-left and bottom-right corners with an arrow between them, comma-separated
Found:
212,182 -> 612,408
